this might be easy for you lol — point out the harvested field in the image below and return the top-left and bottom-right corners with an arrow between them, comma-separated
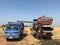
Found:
0,27 -> 60,45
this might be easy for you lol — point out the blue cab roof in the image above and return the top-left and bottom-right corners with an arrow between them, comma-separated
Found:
8,22 -> 22,28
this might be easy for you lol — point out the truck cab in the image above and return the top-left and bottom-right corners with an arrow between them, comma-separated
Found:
4,22 -> 24,40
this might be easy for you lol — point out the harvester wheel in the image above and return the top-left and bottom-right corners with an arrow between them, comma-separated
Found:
46,36 -> 52,39
35,35 -> 39,39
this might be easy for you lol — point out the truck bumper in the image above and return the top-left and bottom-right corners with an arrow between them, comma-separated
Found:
4,36 -> 20,39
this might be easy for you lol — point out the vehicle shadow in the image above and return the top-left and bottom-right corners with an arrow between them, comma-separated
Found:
38,39 -> 60,45
41,39 -> 60,45
33,36 -> 60,45
19,33 -> 27,41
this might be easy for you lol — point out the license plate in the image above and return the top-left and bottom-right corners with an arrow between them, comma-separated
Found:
9,37 -> 13,39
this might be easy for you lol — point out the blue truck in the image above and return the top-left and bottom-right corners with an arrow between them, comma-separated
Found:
4,22 -> 24,40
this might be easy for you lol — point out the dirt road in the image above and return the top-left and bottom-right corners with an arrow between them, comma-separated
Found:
0,27 -> 60,45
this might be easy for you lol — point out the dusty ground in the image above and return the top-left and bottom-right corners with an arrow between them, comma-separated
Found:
0,27 -> 60,45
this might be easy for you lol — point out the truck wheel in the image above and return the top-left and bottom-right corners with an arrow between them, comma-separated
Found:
47,36 -> 52,39
48,37 -> 52,39
35,35 -> 39,39
6,39 -> 9,41
33,34 -> 36,37
40,36 -> 43,39
6,39 -> 11,41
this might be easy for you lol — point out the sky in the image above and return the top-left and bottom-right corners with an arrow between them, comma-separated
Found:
0,0 -> 60,26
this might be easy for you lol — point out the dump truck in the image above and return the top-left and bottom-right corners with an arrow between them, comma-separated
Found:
32,16 -> 53,39
4,22 -> 24,40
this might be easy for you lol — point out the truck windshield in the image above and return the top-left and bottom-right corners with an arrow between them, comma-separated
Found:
6,27 -> 19,30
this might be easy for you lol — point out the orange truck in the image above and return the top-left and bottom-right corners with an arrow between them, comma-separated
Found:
32,16 -> 53,39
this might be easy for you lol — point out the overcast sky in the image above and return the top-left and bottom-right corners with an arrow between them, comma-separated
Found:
0,0 -> 60,26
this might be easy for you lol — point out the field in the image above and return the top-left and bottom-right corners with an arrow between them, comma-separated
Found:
0,26 -> 60,45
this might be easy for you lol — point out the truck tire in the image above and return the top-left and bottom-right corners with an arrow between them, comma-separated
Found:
46,36 -> 52,39
6,39 -> 9,41
48,36 -> 52,39
35,35 -> 39,39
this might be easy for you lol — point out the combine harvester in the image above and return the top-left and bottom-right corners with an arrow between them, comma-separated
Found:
32,16 -> 53,39
4,22 -> 24,40
18,16 -> 53,39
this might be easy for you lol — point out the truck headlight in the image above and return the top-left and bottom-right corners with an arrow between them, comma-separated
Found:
13,34 -> 16,35
13,34 -> 19,36
16,34 -> 19,36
